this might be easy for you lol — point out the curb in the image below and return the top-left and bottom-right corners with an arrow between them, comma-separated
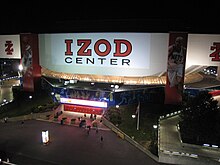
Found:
35,118 -> 111,131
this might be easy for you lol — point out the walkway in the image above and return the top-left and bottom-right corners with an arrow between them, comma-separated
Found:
159,115 -> 220,165
0,119 -> 161,165
39,104 -> 110,131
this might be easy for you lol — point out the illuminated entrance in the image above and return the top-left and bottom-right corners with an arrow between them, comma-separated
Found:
61,98 -> 107,115
64,104 -> 103,115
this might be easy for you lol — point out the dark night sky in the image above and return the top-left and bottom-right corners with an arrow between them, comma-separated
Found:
0,1 -> 219,34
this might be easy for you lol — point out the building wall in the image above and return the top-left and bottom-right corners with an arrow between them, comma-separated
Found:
39,33 -> 220,79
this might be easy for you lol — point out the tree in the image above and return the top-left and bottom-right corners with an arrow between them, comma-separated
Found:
179,90 -> 220,145
105,107 -> 122,125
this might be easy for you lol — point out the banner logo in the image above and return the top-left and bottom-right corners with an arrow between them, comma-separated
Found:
210,42 -> 220,61
5,41 -> 14,55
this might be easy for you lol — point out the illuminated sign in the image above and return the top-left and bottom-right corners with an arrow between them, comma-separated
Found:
60,98 -> 107,108
37,33 -> 220,78
42,130 -> 49,145
64,39 -> 132,66
39,33 -> 157,77
56,33 -> 150,69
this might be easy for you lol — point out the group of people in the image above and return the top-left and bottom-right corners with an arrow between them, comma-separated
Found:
85,123 -> 104,142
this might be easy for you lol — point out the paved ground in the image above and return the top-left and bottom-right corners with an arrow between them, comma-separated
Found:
0,119 -> 164,165
159,115 -> 220,165
48,104 -> 109,131
2,74 -> 220,165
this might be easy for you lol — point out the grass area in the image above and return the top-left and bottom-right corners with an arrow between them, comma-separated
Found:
118,104 -> 158,145
0,88 -> 57,119
105,103 -> 168,155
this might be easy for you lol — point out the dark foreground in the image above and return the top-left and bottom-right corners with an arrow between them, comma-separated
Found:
0,120 -> 166,165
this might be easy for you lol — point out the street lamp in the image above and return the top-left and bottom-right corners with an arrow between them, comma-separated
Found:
114,85 -> 120,90
153,125 -> 158,129
18,64 -> 23,72
131,114 -> 136,118
131,114 -> 139,130
18,64 -> 23,86
131,111 -> 140,131
153,124 -> 158,142
111,84 -> 120,106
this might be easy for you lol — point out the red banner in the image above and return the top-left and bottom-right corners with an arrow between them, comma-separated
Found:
20,34 -> 41,92
164,32 -> 188,104
64,104 -> 103,115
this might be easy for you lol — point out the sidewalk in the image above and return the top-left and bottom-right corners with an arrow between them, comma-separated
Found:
159,115 -> 220,165
37,104 -> 110,131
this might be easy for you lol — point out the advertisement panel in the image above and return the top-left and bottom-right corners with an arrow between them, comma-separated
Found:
0,35 -> 21,59
39,33 -> 169,77
164,32 -> 188,104
186,34 -> 220,68
20,34 -> 41,92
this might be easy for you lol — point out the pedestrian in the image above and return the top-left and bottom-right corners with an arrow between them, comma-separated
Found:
87,125 -> 91,131
4,117 -> 7,123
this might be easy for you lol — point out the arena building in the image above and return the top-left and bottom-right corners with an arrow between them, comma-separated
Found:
1,32 -> 220,115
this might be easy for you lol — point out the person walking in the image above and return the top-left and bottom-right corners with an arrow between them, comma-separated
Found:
4,117 -> 7,123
